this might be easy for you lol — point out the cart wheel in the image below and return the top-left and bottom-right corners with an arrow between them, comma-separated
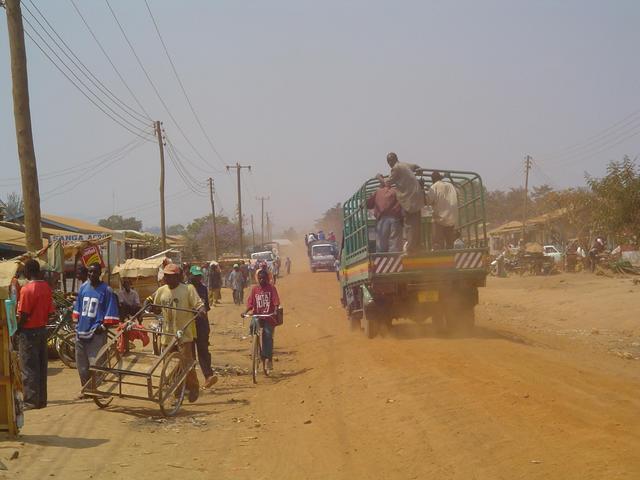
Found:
251,334 -> 261,384
93,395 -> 113,409
56,331 -> 77,369
159,352 -> 187,417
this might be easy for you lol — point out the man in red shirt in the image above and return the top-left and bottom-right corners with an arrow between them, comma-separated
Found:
242,269 -> 281,371
16,259 -> 55,410
367,177 -> 403,252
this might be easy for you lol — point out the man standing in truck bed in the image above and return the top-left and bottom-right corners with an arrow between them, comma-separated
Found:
367,177 -> 403,252
425,171 -> 459,249
380,152 -> 424,253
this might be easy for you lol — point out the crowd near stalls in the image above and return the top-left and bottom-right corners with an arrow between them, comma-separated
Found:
0,215 -> 293,434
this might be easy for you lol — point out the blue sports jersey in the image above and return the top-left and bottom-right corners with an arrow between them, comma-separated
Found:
73,282 -> 119,339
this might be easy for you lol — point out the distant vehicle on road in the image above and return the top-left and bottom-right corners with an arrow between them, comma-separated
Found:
309,241 -> 338,273
543,245 -> 563,263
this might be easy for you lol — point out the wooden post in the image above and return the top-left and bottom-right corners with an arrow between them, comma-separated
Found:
5,0 -> 43,251
208,177 -> 218,260
226,163 -> 251,257
155,121 -> 167,250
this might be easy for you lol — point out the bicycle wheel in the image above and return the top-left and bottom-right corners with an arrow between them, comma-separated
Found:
251,334 -> 261,384
55,331 -> 77,369
159,351 -> 187,417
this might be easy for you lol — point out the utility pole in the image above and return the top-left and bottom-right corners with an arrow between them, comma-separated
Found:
208,177 -> 218,259
266,212 -> 272,242
155,121 -> 167,250
250,214 -> 256,249
522,155 -> 532,242
226,162 -> 251,256
256,196 -> 269,246
6,0 -> 42,251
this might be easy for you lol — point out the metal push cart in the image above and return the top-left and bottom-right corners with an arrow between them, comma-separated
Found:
81,304 -> 199,417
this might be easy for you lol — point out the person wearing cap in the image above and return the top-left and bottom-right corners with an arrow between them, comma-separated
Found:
189,266 -> 217,388
378,152 -> 424,254
148,263 -> 205,402
425,171 -> 459,249
228,264 -> 244,306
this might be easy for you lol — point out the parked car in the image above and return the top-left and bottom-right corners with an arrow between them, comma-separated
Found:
543,245 -> 563,263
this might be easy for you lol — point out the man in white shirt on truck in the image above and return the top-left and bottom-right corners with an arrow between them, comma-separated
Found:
425,171 -> 459,250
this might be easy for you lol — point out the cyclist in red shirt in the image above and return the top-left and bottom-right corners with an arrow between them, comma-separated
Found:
242,269 -> 280,371
16,259 -> 55,410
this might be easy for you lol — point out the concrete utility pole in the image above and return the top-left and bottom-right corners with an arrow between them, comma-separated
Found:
226,163 -> 251,256
522,155 -> 532,242
256,196 -> 269,246
266,212 -> 272,242
208,177 -> 218,260
155,121 -> 167,250
5,0 -> 42,251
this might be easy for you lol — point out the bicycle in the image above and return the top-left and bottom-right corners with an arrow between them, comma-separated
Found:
241,313 -> 275,384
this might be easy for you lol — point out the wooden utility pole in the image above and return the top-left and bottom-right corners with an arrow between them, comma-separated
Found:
226,163 -> 251,256
155,121 -> 167,250
251,214 -> 256,248
256,196 -> 269,246
522,155 -> 532,242
208,177 -> 218,259
6,0 -> 42,251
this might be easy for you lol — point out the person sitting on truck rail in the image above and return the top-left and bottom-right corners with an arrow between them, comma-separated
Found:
379,152 -> 424,254
366,177 -> 403,252
425,171 -> 459,250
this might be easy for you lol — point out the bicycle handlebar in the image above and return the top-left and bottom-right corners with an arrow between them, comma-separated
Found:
241,313 -> 276,318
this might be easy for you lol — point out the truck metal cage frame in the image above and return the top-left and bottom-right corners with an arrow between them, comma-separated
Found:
342,168 -> 487,267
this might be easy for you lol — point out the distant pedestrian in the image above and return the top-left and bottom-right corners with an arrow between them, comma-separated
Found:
285,257 -> 292,275
73,263 -> 119,394
207,263 -> 222,305
228,264 -> 244,305
189,266 -> 218,388
380,152 -> 424,254
334,258 -> 340,281
16,259 -> 55,410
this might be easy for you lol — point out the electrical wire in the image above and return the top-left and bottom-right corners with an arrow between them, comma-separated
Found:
105,0 -> 216,173
42,139 -> 146,200
164,135 -> 209,190
0,137 -> 144,187
143,0 -> 226,169
68,0 -> 153,121
22,22 -> 153,140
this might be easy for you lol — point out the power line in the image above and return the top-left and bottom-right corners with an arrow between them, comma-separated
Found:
21,20 -> 153,140
69,0 -> 152,121
104,0 -> 215,173
143,0 -> 226,169
0,137 -> 144,186
22,0 -> 150,125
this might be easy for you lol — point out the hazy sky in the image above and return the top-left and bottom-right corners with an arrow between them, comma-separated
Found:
2,0 -> 639,233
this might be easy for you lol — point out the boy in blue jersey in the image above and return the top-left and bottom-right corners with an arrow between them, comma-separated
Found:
73,262 -> 119,392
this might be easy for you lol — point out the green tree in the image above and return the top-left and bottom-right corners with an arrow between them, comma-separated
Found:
98,215 -> 143,231
587,156 -> 640,243
315,203 -> 343,239
282,227 -> 298,241
167,224 -> 186,235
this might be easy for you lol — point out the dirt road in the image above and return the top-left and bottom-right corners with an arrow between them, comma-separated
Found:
3,262 -> 640,479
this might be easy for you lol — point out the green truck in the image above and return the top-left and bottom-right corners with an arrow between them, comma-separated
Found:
339,168 -> 488,338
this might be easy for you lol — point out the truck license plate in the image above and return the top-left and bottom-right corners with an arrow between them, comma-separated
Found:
417,290 -> 439,303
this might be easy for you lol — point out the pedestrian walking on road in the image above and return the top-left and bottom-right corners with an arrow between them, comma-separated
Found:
73,263 -> 119,393
189,266 -> 218,388
228,264 -> 244,305
16,259 -> 55,410
285,257 -> 291,275
425,171 -> 459,250
380,152 -> 424,254
208,262 -> 222,305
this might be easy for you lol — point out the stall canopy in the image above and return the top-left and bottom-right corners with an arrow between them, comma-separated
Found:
112,257 -> 165,278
